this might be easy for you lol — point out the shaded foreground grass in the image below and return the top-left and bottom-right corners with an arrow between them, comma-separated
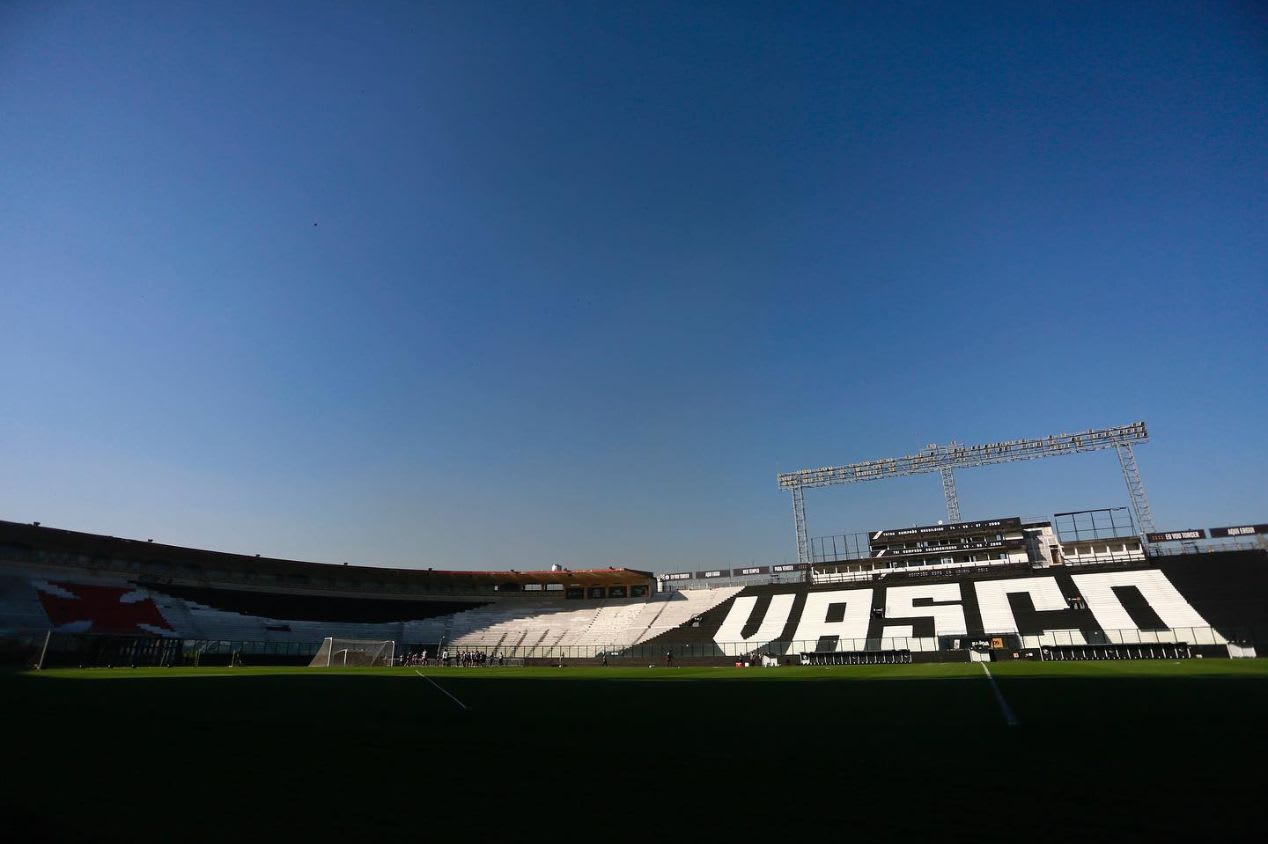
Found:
6,660 -> 1267,841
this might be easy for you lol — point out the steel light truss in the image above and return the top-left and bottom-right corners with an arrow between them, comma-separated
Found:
791,486 -> 808,571
778,421 -> 1153,562
1114,444 -> 1156,534
939,467 -> 961,523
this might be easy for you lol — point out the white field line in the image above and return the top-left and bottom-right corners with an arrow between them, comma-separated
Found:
414,669 -> 471,712
980,662 -> 1018,727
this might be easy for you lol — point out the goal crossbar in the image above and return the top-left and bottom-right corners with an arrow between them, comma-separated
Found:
309,637 -> 395,667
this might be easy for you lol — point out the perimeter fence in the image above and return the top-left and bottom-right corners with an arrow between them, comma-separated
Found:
18,622 -> 1252,668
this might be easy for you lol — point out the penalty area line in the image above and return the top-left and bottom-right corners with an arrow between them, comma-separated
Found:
414,669 -> 471,712
980,663 -> 1018,727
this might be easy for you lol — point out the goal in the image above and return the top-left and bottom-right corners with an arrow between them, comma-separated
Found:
309,637 -> 396,667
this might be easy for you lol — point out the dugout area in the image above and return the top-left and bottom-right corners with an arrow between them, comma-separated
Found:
5,660 -> 1267,842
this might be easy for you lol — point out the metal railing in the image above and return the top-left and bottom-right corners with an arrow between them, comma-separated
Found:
812,557 -> 1031,585
1060,550 -> 1149,567
617,626 -> 1247,660
1147,537 -> 1266,556
661,540 -> 1268,593
2,622 -> 1254,668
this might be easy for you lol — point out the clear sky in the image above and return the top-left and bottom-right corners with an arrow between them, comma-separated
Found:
2,2 -> 1265,572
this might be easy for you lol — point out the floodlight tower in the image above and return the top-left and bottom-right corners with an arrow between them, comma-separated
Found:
778,421 -> 1155,564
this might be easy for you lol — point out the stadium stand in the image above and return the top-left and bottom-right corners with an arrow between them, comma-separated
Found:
2,518 -> 1265,666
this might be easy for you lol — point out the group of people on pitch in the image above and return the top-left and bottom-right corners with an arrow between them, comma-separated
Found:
448,650 -> 506,667
401,649 -> 507,667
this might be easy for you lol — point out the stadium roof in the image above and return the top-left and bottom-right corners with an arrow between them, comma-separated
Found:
0,520 -> 653,588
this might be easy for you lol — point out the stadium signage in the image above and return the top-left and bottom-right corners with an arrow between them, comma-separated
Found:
734,566 -> 770,576
1208,524 -> 1268,538
710,570 -> 1211,651
1145,530 -> 1206,543
875,539 -> 1009,557
772,563 -> 808,573
662,572 -> 692,581
696,570 -> 725,579
870,518 -> 1021,544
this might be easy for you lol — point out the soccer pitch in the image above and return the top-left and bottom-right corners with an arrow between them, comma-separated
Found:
7,660 -> 1266,841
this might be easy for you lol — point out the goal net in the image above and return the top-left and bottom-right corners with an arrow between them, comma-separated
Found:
309,637 -> 396,667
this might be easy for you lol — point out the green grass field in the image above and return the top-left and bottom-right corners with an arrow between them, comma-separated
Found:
7,660 -> 1267,841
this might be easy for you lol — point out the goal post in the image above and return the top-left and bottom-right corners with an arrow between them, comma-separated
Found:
308,637 -> 396,667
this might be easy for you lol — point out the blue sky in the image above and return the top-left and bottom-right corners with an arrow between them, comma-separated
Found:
2,2 -> 1265,571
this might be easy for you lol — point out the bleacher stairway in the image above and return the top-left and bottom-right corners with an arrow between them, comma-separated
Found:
440,587 -> 743,656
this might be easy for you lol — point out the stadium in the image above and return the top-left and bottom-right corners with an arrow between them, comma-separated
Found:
6,0 -> 1267,838
6,422 -> 1263,669
3,511 -> 1266,670
5,422 -> 1267,840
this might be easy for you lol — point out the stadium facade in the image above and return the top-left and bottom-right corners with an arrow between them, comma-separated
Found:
1,515 -> 1264,667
